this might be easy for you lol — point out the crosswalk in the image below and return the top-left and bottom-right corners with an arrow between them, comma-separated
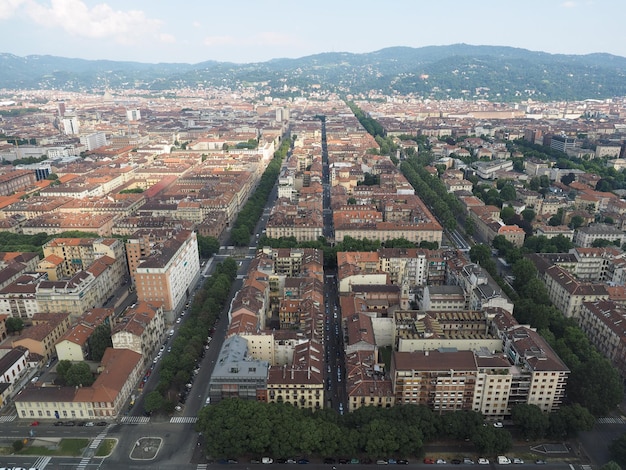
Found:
89,429 -> 110,449
120,415 -> 151,424
0,414 -> 16,422
31,456 -> 51,469
582,465 -> 593,470
75,457 -> 91,470
197,464 -> 208,470
597,416 -> 626,424
170,416 -> 198,424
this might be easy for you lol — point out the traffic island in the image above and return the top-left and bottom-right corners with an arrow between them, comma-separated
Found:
129,437 -> 162,460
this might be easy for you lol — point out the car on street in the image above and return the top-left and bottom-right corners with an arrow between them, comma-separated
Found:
478,459 -> 490,465
513,459 -> 524,464
96,421 -> 108,426
493,421 -> 503,428
436,459 -> 447,465
262,458 -> 273,464
376,460 -> 388,465
30,421 -> 39,426
423,458 -> 435,464
535,460 -> 547,465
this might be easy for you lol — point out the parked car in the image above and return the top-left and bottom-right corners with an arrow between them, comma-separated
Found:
297,459 -> 309,465
397,460 -> 409,465
423,458 -> 435,465
324,458 -> 336,464
463,458 -> 475,465
30,421 -> 39,426
436,459 -> 447,465
96,421 -> 108,426
535,460 -> 547,465
376,460 -> 388,465
53,421 -> 63,426
493,421 -> 503,428
451,460 -> 462,465
262,458 -> 273,464
513,459 -> 524,464
478,459 -> 490,465
64,421 -> 76,426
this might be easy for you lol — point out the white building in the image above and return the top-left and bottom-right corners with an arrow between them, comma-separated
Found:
80,132 -> 108,151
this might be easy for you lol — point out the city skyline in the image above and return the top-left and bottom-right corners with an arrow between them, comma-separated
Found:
1,0 -> 625,64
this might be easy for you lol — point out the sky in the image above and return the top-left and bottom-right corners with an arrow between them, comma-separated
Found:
1,0 -> 625,64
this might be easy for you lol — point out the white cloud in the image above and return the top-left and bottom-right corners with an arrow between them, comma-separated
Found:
0,0 -> 27,20
192,21 -> 201,28
24,0 -> 162,44
159,33 -> 176,44
561,1 -> 577,7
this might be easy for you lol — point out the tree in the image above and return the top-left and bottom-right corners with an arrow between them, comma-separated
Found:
64,362 -> 94,387
55,360 -> 72,384
500,206 -> 516,224
87,324 -> 112,361
347,197 -> 357,205
567,355 -> 624,415
512,258 -> 538,292
610,434 -> 626,468
469,244 -> 491,265
144,391 -> 164,414
471,426 -> 512,455
6,317 -> 24,334
511,404 -> 549,440
561,172 -> 576,185
548,404 -> 595,438
197,235 -> 220,258
499,184 -> 516,201
521,208 -> 536,223
569,215 -> 584,229
600,462 -> 622,470
465,217 -> 475,237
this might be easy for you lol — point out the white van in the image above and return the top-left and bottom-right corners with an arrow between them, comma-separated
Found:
497,456 -> 511,465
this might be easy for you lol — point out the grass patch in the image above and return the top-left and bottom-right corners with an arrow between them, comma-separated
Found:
18,438 -> 89,456
95,438 -> 116,457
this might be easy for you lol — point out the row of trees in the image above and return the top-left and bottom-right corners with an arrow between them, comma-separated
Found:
144,258 -> 238,414
230,138 -> 291,246
401,155 -> 463,231
0,230 -> 101,256
257,235 -> 437,269
197,399 -> 514,459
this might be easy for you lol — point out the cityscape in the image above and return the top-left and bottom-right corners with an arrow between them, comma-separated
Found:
3,43 -> 626,470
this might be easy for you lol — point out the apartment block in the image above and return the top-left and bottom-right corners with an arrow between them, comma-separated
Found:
134,229 -> 200,313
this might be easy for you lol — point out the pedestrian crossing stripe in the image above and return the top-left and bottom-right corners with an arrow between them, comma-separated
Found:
31,456 -> 51,469
597,416 -> 626,424
170,416 -> 198,424
0,414 -> 17,422
120,415 -> 151,424
75,457 -> 90,470
197,465 -> 208,470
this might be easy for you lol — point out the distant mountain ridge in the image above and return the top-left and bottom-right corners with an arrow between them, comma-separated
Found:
2,44 -> 626,101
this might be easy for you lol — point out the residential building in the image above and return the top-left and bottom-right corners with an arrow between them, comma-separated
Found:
15,347 -> 142,419
134,229 -> 200,314
208,335 -> 269,404
111,302 -> 165,363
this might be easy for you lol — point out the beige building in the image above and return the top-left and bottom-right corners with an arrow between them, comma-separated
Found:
12,312 -> 72,362
36,256 -> 121,322
579,300 -> 626,379
15,347 -> 142,419
266,339 -> 324,410
111,302 -> 165,363
346,350 -> 395,412
134,229 -> 200,314
539,264 -> 609,319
